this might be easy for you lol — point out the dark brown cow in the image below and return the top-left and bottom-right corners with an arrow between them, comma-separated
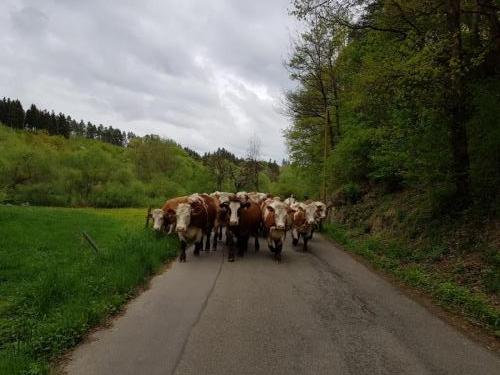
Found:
223,194 -> 261,262
175,194 -> 218,262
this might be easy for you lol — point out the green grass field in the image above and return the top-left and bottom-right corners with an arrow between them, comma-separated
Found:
0,206 -> 178,374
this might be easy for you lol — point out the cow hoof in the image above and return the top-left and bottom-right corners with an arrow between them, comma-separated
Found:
292,239 -> 298,246
179,256 -> 186,262
228,257 -> 235,262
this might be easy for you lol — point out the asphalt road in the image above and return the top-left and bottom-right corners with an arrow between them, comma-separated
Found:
64,234 -> 500,375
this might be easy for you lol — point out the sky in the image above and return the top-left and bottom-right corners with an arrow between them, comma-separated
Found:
0,0 -> 299,161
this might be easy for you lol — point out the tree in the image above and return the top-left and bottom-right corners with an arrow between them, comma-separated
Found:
245,134 -> 262,191
286,10 -> 345,199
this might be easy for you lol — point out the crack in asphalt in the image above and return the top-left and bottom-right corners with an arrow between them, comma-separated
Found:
171,248 -> 225,375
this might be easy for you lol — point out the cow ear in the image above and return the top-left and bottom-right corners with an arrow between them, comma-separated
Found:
219,203 -> 226,209
243,202 -> 251,208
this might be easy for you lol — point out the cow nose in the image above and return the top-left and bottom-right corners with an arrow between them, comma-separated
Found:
277,225 -> 285,230
176,226 -> 186,232
230,221 -> 238,226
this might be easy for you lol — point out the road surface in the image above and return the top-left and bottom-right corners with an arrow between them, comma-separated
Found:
64,234 -> 500,375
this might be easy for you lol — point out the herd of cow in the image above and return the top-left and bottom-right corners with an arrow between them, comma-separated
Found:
146,191 -> 328,262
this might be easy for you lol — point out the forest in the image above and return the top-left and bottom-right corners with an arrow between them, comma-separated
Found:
284,0 -> 499,214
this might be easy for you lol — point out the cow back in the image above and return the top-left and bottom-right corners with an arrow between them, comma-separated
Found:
161,196 -> 188,212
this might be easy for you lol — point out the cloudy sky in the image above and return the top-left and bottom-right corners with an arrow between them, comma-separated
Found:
1,0 -> 298,160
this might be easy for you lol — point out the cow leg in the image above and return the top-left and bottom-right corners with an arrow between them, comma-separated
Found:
179,241 -> 187,262
212,227 -> 218,251
219,226 -> 223,240
205,228 -> 212,251
274,240 -> 282,262
237,236 -> 246,257
227,233 -> 235,262
194,241 -> 202,256
267,236 -> 275,252
310,226 -> 315,240
292,228 -> 299,246
303,234 -> 309,252
254,235 -> 260,252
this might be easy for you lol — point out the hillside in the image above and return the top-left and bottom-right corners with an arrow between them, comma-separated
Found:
0,124 -> 288,207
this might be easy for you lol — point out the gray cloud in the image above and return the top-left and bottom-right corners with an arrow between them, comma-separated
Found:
1,0 -> 296,160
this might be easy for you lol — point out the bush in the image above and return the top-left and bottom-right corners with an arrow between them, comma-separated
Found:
327,128 -> 377,189
0,125 -> 217,208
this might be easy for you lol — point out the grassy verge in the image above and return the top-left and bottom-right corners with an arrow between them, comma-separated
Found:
324,222 -> 500,337
0,206 -> 178,374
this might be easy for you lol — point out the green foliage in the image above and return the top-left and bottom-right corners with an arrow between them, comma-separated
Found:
326,128 -> 377,188
0,206 -> 178,374
286,0 -> 500,211
270,164 -> 317,199
0,125 -> 217,207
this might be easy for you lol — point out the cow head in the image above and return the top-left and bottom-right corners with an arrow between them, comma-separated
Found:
151,208 -> 166,231
303,203 -> 318,225
267,201 -> 289,230
175,203 -> 191,233
315,202 -> 327,220
226,197 -> 250,226
175,195 -> 206,232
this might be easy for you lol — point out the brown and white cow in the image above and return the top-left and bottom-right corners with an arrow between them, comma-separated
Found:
211,191 -> 232,241
175,194 -> 218,262
150,196 -> 189,233
224,194 -> 261,262
291,202 -> 317,251
261,199 -> 292,262
313,201 -> 327,231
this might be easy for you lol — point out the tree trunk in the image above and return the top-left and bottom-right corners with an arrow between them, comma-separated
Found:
332,76 -> 341,143
322,107 -> 332,201
446,0 -> 471,206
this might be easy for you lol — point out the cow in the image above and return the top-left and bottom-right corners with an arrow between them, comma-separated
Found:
149,196 -> 188,233
291,202 -> 317,251
284,194 -> 296,207
261,199 -> 292,262
224,194 -> 261,262
248,192 -> 268,205
313,201 -> 327,231
175,194 -> 218,262
211,191 -> 232,241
